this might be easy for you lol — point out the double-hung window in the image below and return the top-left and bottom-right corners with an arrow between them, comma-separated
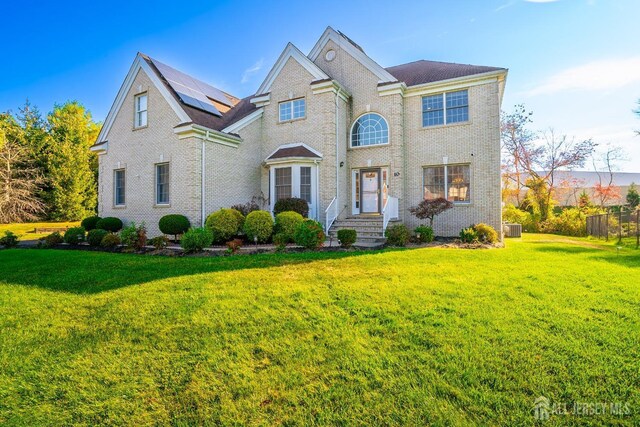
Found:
274,167 -> 292,201
299,166 -> 312,203
155,163 -> 170,205
114,169 -> 125,206
422,90 -> 468,127
134,93 -> 148,128
423,164 -> 470,203
279,98 -> 305,122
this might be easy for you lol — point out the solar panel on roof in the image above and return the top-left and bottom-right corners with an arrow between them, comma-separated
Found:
151,58 -> 231,116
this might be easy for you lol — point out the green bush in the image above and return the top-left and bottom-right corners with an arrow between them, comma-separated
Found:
0,231 -> 19,248
385,224 -> 410,247
81,216 -> 102,231
243,210 -> 274,243
459,227 -> 478,243
503,204 -> 540,232
120,223 -> 147,251
205,208 -> 244,243
337,229 -> 357,248
542,208 -> 587,237
43,232 -> 63,248
64,227 -> 86,245
414,225 -> 434,243
274,211 -> 304,242
273,197 -> 309,217
149,236 -> 170,250
272,232 -> 289,248
181,227 -> 213,253
294,219 -> 325,250
87,229 -> 108,247
231,201 -> 260,217
100,233 -> 121,249
159,214 -> 190,239
96,217 -> 123,233
474,223 -> 498,244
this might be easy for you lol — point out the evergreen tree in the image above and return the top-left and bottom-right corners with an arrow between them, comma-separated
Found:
46,101 -> 100,220
627,182 -> 640,208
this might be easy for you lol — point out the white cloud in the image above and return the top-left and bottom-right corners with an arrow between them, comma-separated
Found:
525,57 -> 640,96
241,58 -> 264,84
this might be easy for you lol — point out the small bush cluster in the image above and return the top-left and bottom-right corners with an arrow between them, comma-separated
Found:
231,201 -> 260,217
96,217 -> 123,233
273,197 -> 309,217
149,236 -> 170,250
159,214 -> 190,240
87,229 -> 109,247
244,210 -> 273,243
272,232 -> 289,250
44,232 -> 63,247
474,223 -> 499,243
81,216 -> 102,231
181,227 -> 213,253
64,227 -> 86,245
414,225 -> 434,243
100,233 -> 121,249
541,208 -> 588,237
0,231 -> 19,248
206,208 -> 244,243
459,227 -> 478,243
385,224 -> 410,246
274,211 -> 304,242
120,223 -> 147,251
337,229 -> 357,248
294,220 -> 325,249
226,238 -> 243,254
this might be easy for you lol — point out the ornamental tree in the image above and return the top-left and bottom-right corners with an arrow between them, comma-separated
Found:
409,197 -> 453,227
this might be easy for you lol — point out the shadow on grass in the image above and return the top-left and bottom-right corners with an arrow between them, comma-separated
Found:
532,244 -> 640,268
0,248 -> 385,294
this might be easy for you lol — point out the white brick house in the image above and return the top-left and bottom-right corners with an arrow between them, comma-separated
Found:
92,27 -> 507,239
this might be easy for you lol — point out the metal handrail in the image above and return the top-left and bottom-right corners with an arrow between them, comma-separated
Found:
325,196 -> 338,232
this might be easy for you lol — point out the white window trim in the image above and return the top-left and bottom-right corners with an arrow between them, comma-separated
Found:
422,90 -> 469,128
278,98 -> 306,123
269,163 -> 318,220
134,92 -> 148,128
422,163 -> 472,205
113,169 -> 126,207
155,162 -> 170,206
349,112 -> 390,149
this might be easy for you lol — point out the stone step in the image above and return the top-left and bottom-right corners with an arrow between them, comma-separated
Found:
333,220 -> 383,228
330,225 -> 384,234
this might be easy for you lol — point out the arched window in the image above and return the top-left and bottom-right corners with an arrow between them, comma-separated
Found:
350,113 -> 389,147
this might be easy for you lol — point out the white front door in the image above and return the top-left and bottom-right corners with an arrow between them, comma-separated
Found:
360,169 -> 380,213
269,164 -> 318,219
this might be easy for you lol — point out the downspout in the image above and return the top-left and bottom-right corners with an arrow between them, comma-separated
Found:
314,159 -> 320,221
201,138 -> 206,226
335,86 -> 341,212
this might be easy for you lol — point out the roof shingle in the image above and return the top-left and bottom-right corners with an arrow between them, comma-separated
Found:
385,60 -> 505,87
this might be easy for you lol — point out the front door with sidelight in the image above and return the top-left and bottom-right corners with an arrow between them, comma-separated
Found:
360,170 -> 380,213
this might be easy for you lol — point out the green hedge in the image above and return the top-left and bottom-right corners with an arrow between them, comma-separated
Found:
294,220 -> 325,249
96,217 -> 123,233
274,211 -> 304,242
81,216 -> 102,231
205,209 -> 244,243
159,214 -> 190,238
384,224 -> 410,247
243,210 -> 273,243
337,229 -> 357,248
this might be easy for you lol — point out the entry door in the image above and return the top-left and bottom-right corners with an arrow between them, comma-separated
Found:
360,169 -> 380,213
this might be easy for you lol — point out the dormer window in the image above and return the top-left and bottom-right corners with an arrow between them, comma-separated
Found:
279,98 -> 305,122
134,93 -> 148,128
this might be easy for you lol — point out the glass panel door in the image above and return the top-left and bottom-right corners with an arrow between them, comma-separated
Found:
360,169 -> 380,213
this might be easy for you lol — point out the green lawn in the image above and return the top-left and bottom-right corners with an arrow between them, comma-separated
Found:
0,221 -> 80,240
0,235 -> 638,425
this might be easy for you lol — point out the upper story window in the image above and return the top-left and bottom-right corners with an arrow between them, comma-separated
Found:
279,98 -> 305,122
114,169 -> 125,206
350,113 -> 389,147
134,93 -> 148,128
422,89 -> 468,127
423,164 -> 470,203
155,162 -> 169,205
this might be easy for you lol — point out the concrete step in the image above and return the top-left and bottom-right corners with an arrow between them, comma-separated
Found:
333,220 -> 383,228
331,225 -> 384,233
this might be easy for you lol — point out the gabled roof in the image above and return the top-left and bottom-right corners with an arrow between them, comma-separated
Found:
256,43 -> 329,95
265,143 -> 323,162
385,60 -> 506,87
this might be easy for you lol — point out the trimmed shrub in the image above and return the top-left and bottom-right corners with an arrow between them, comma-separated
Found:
0,231 -> 19,248
205,208 -> 244,243
159,214 -> 190,239
459,227 -> 478,243
96,217 -> 123,233
274,211 -> 304,242
474,223 -> 498,243
337,229 -> 357,248
149,236 -> 170,250
181,227 -> 213,253
385,224 -> 410,247
414,225 -> 434,243
272,232 -> 289,248
120,222 -> 147,251
294,219 -> 325,250
273,197 -> 309,217
44,232 -> 63,248
231,201 -> 260,217
64,227 -> 86,245
81,216 -> 102,231
87,229 -> 108,247
226,238 -> 243,254
100,233 -> 121,249
243,210 -> 274,243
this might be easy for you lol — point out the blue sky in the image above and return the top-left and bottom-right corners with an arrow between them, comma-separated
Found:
2,0 -> 638,171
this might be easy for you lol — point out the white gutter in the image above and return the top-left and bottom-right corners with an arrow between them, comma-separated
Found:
335,87 -> 341,213
201,140 -> 206,226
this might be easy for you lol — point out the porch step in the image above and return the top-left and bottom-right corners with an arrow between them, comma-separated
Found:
328,216 -> 387,242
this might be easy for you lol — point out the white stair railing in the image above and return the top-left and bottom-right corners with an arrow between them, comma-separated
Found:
325,196 -> 338,232
382,196 -> 399,233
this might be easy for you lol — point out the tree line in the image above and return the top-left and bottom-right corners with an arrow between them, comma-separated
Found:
0,101 -> 100,223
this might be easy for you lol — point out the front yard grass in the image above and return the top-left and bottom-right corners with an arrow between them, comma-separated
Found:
0,234 -> 638,425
